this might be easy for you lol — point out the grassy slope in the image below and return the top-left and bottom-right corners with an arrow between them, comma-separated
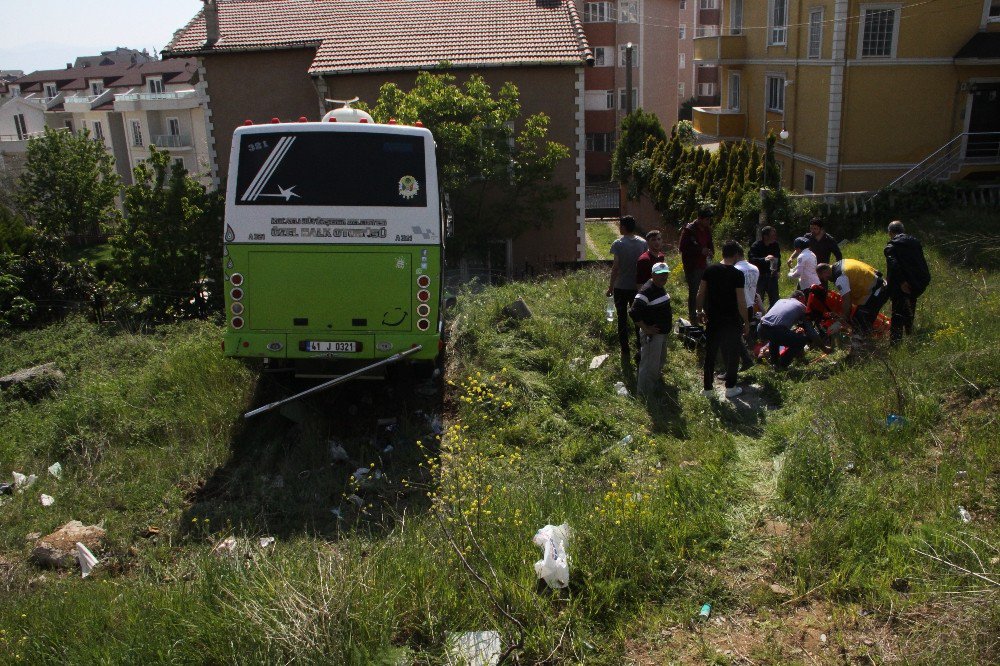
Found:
0,209 -> 996,664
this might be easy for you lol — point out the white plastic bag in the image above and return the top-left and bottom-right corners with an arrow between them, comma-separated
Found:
532,523 -> 571,589
76,542 -> 99,578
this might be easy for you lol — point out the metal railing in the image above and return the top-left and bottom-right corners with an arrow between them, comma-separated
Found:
889,132 -> 1000,189
63,93 -> 103,104
695,25 -> 720,37
152,134 -> 191,148
115,90 -> 198,102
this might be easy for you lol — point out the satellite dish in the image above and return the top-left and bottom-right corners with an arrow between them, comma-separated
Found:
322,97 -> 374,123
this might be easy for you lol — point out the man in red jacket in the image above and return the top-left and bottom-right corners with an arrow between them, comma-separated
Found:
679,209 -> 714,321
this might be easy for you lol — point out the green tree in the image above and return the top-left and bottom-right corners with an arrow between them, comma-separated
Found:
16,127 -> 120,243
369,71 -> 570,254
111,147 -> 222,319
612,109 -> 667,200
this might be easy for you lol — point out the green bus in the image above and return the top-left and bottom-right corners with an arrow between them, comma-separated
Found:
221,105 -> 444,375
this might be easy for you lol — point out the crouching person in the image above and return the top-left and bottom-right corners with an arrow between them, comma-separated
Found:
758,291 -> 827,368
630,262 -> 673,396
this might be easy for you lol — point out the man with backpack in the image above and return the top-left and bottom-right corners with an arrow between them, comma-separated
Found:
884,220 -> 930,344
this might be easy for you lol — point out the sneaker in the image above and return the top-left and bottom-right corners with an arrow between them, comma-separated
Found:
701,388 -> 715,397
724,386 -> 743,398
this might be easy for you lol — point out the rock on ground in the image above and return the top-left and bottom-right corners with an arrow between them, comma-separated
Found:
0,363 -> 65,400
31,521 -> 105,569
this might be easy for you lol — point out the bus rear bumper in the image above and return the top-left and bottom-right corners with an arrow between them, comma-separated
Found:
223,331 -> 441,361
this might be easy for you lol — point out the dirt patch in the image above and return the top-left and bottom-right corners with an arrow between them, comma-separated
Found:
625,602 -> 900,665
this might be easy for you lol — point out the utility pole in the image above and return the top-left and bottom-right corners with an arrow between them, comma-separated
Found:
625,42 -> 634,116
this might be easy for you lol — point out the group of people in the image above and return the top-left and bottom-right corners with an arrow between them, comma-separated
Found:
607,212 -> 931,399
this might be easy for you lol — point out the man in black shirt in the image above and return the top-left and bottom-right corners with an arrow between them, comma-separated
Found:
884,220 -> 930,344
809,218 -> 843,264
748,225 -> 781,308
696,240 -> 751,398
630,262 -> 673,396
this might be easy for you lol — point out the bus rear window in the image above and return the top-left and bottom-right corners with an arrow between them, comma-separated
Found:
235,132 -> 427,207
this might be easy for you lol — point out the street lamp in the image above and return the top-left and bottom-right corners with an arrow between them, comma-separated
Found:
765,119 -> 789,140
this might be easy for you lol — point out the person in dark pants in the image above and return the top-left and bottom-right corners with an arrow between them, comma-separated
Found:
758,291 -> 829,367
679,208 -> 715,321
606,215 -> 648,364
630,262 -> 673,397
696,240 -> 750,399
748,225 -> 781,308
884,220 -> 930,344
808,218 -> 843,265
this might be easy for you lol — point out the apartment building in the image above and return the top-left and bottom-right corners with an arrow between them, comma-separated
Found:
581,0 -> 679,181
677,0 -> 722,110
0,59 -> 211,186
692,0 -> 1000,193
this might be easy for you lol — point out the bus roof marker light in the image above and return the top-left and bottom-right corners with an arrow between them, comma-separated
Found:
271,117 -> 280,124
414,121 -> 424,128
328,117 -> 337,122
243,120 -> 253,125
298,116 -> 308,123
388,118 -> 397,125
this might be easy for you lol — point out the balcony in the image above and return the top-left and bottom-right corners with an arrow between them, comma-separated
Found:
64,89 -> 114,112
114,89 -> 203,112
693,34 -> 746,63
152,134 -> 192,149
692,107 -> 746,139
21,93 -> 64,111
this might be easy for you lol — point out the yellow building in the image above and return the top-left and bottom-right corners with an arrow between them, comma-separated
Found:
692,0 -> 1000,193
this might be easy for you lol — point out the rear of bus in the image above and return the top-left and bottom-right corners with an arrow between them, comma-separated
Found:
221,120 -> 443,372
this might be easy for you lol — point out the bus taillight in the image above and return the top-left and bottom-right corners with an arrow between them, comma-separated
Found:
417,304 -> 430,317
231,273 -> 244,286
417,275 -> 430,288
417,290 -> 430,302
232,316 -> 245,329
417,319 -> 430,331
231,288 -> 244,301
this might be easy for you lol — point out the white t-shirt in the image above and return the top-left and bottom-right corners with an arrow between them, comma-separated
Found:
835,274 -> 851,297
789,248 -> 819,289
734,259 -> 760,309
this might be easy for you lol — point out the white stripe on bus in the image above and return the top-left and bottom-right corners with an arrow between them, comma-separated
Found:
241,136 -> 295,202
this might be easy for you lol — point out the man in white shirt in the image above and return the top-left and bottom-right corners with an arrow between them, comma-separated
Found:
734,256 -> 763,370
788,236 -> 819,290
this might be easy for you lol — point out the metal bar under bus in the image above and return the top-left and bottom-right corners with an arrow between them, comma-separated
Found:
244,345 -> 423,419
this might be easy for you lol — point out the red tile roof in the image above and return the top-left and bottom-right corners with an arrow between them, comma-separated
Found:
11,59 -> 198,93
164,0 -> 591,75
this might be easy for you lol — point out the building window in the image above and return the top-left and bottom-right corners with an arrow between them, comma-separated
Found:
593,46 -> 612,67
699,0 -> 718,8
586,132 -> 614,152
698,83 -> 716,97
167,117 -> 181,136
131,120 -> 143,147
808,8 -> 824,58
92,120 -> 105,143
44,82 -> 57,98
9,85 -> 20,97
13,113 -> 27,141
990,0 -> 1000,22
679,24 -> 687,39
619,44 -> 640,68
730,0 -> 744,35
147,77 -> 164,94
619,88 -> 638,110
619,1 -> 638,23
90,80 -> 104,96
680,0 -> 686,8
679,82 -> 686,98
804,171 -> 816,193
584,90 -> 614,110
769,0 -> 788,45
65,120 -> 74,133
766,75 -> 785,112
679,53 -> 686,68
583,1 -> 613,22
728,72 -> 741,110
860,5 -> 900,58
606,89 -> 615,109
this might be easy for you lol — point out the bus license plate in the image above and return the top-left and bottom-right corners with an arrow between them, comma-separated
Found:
306,341 -> 357,353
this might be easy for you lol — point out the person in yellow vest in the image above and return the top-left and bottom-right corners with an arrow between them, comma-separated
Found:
816,259 -> 889,335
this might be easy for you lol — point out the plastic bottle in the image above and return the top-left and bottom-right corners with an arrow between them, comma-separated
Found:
619,434 -> 633,446
605,296 -> 615,322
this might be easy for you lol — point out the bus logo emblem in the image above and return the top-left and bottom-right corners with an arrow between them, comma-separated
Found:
241,136 -> 296,202
395,257 -> 405,269
398,175 -> 419,200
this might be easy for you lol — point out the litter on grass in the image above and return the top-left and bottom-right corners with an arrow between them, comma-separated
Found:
76,542 -> 98,578
589,354 -> 609,370
699,603 -> 712,619
958,506 -> 972,523
329,441 -> 350,463
48,462 -> 62,480
258,536 -> 275,548
13,472 -> 37,491
532,523 -> 571,589
40,494 -> 54,507
446,631 -> 502,666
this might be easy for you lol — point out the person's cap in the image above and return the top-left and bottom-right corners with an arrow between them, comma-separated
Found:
793,236 -> 810,249
651,262 -> 671,275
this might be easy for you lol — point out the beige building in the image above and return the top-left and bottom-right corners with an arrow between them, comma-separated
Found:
164,0 -> 593,273
0,59 -> 211,186
692,0 -> 1000,193
678,0 -> 722,110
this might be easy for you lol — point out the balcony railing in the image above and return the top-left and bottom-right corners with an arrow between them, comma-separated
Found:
64,93 -> 102,104
115,90 -> 198,102
889,132 -> 1000,188
693,33 -> 746,62
152,134 -> 192,148
695,25 -> 720,38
